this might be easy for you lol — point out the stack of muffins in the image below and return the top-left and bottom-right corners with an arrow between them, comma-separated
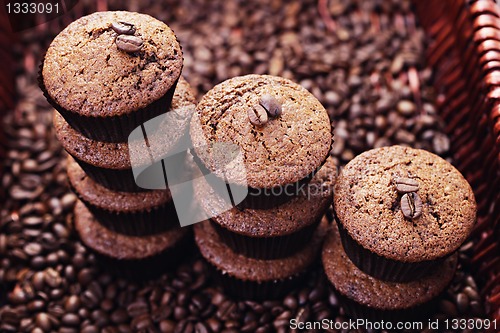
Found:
322,145 -> 477,322
41,11 -> 196,278
190,74 -> 335,299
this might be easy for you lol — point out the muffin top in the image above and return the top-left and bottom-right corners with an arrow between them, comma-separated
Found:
334,145 -> 476,262
190,74 -> 332,189
194,218 -> 327,282
43,11 -> 182,117
322,225 -> 457,310
67,156 -> 171,213
74,201 -> 187,260
195,157 -> 336,237
54,77 -> 196,170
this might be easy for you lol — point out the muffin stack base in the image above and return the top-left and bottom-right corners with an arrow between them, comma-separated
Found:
190,75 -> 335,299
40,11 -> 198,279
322,145 -> 476,321
56,78 -> 197,279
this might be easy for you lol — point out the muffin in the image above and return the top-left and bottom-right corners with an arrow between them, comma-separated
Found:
74,201 -> 190,279
190,74 -> 333,208
41,11 -> 183,142
322,224 -> 458,322
54,77 -> 196,192
194,218 -> 328,300
334,145 -> 476,282
195,157 -> 336,259
67,156 -> 177,235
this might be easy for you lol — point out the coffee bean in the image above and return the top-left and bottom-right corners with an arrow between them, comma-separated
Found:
23,242 -> 42,256
393,177 -> 419,193
111,21 -> 136,35
81,325 -> 99,333
27,299 -> 46,312
91,309 -> 110,327
401,192 -> 422,219
35,313 -> 52,331
247,104 -> 268,126
160,320 -> 176,333
456,292 -> 469,314
64,295 -> 80,313
432,132 -> 450,154
115,35 -> 143,53
44,268 -> 61,288
62,313 -> 80,326
194,322 -> 209,333
259,94 -> 282,117
397,100 -> 416,116
283,295 -> 297,310
463,286 -> 479,301
174,306 -> 187,321
127,300 -> 148,317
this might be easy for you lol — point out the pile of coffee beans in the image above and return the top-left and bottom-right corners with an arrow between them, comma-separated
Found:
0,0 -> 488,332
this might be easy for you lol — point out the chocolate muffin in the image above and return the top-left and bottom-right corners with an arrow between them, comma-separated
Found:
54,77 -> 196,192
67,156 -> 177,235
42,11 -> 183,142
322,224 -> 458,322
195,157 -> 336,259
194,218 -> 328,300
334,145 -> 476,281
74,201 -> 190,279
190,74 -> 332,207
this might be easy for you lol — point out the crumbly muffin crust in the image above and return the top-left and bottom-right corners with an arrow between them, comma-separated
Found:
334,145 -> 476,262
43,11 -> 183,117
191,74 -> 332,189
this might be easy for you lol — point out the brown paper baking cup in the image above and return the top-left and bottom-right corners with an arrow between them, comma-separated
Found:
332,286 -> 439,323
336,218 -> 445,282
69,182 -> 177,236
74,200 -> 192,280
190,148 -> 329,210
39,59 -> 179,143
212,266 -> 306,300
72,158 -> 145,192
211,219 -> 319,260
92,229 -> 192,281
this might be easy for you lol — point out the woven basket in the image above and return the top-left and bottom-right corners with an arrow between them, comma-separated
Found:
414,0 -> 500,323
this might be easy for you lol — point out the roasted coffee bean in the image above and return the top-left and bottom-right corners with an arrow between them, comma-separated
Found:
247,104 -> 268,126
393,177 -> 419,193
115,35 -> 143,53
35,313 -> 52,331
111,21 -> 136,35
44,268 -> 61,288
23,242 -> 42,256
64,295 -> 81,313
283,295 -> 298,310
259,94 -> 282,117
401,192 -> 422,219
456,292 -> 469,313
62,313 -> 80,326
160,320 -> 176,333
127,300 -> 148,317
397,100 -> 416,116
81,325 -> 99,333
